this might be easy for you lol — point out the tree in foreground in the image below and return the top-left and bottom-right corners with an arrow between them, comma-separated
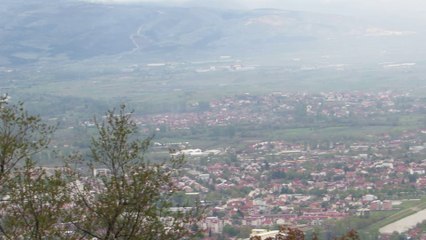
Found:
0,96 -> 62,239
2,161 -> 71,239
0,99 -> 201,239
0,96 -> 54,184
69,105 -> 202,240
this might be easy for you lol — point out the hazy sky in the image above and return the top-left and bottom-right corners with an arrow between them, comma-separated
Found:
85,0 -> 424,9
85,0 -> 426,18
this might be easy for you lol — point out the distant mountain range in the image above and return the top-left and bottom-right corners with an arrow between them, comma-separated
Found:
0,0 -> 423,65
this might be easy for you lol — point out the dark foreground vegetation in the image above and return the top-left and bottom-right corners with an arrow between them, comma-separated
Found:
0,96 -> 201,239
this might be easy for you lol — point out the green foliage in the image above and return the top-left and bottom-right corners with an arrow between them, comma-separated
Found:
238,226 -> 253,238
223,224 -> 239,237
271,170 -> 287,179
69,105 -> 202,240
0,97 -> 55,183
0,97 -> 60,239
2,160 -> 71,239
0,101 -> 202,240
271,206 -> 282,214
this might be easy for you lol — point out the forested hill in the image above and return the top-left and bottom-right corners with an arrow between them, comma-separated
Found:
1,0 -> 418,65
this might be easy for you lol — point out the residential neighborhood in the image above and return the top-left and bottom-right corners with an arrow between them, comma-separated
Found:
90,90 -> 426,239
31,90 -> 426,239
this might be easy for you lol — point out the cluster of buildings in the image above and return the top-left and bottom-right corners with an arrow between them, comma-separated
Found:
172,128 -> 426,237
75,90 -> 426,238
129,91 -> 422,131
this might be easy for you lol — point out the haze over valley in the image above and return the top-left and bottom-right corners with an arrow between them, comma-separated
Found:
2,0 -> 426,114
2,1 -> 426,239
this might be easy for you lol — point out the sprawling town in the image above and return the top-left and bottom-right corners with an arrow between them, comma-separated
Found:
4,1 -> 426,239
80,91 -> 426,239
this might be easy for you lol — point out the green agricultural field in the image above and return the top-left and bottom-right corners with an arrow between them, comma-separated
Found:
362,198 -> 426,235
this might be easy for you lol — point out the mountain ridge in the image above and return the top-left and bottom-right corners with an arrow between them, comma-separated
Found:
0,1 -> 419,66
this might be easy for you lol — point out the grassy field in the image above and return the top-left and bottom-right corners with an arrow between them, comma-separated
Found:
265,124 -> 421,142
363,198 -> 426,234
8,56 -> 426,110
